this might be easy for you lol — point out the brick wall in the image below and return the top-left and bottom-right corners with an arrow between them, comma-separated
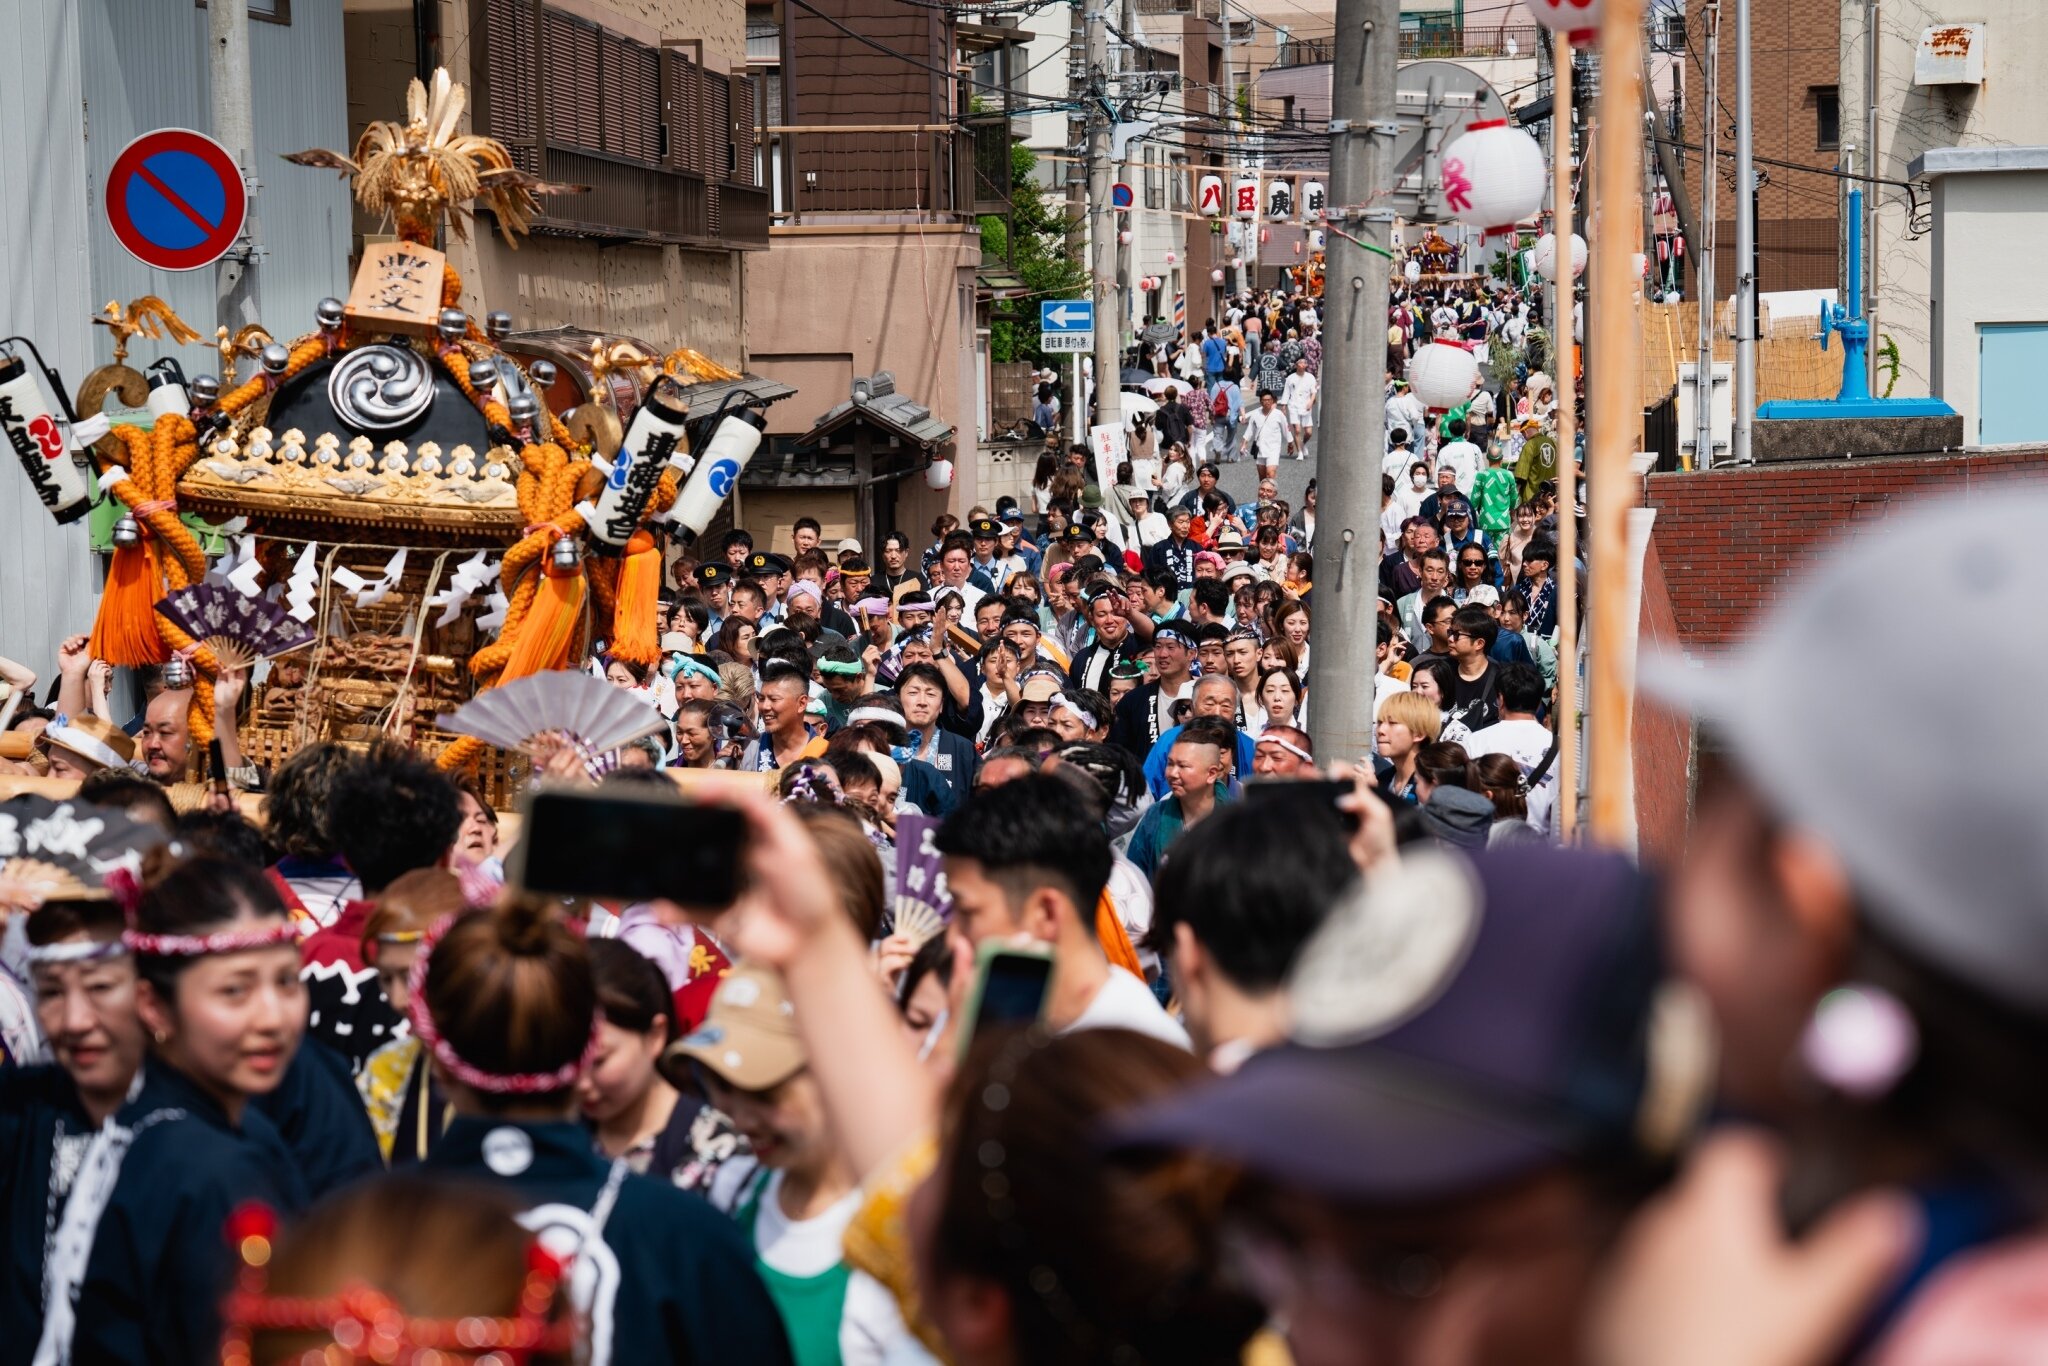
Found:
1684,2 -> 1841,295
1633,542 -> 1693,869
1645,448 -> 2048,649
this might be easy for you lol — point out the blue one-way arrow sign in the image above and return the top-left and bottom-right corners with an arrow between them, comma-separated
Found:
1041,299 -> 1093,332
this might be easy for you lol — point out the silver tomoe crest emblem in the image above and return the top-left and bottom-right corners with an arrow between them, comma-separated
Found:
328,344 -> 434,431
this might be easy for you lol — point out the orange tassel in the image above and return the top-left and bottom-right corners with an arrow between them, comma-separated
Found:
1094,891 -> 1146,980
610,532 -> 662,667
499,557 -> 587,682
90,541 -> 170,667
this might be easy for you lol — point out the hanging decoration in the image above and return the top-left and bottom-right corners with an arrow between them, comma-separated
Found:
1233,177 -> 1259,219
1440,120 -> 1547,236
1406,340 -> 1481,412
1198,175 -> 1224,217
1210,268 -> 1225,283
1525,0 -> 1604,45
1533,231 -> 1589,280
1265,180 -> 1293,220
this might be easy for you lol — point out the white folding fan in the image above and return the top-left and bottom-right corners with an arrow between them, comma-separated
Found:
441,671 -> 667,773
155,582 -> 315,672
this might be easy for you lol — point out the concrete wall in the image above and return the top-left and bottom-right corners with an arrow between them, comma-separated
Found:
1926,167 -> 2048,440
744,223 -> 981,527
1644,447 -> 2048,648
1841,1 -> 2048,402
0,0 -> 101,681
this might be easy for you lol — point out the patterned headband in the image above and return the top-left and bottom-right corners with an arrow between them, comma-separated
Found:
108,867 -> 301,958
408,914 -> 604,1095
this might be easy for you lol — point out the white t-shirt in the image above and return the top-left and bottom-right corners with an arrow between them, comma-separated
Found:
1436,440 -> 1484,496
1281,372 -> 1319,416
1466,716 -> 1558,835
1240,407 -> 1291,463
1105,856 -> 1157,974
1068,965 -> 1191,1048
710,1161 -> 930,1366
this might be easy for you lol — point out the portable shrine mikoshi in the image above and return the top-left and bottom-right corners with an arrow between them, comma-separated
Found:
10,70 -> 773,805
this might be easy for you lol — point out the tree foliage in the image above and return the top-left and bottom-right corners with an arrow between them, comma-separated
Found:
981,141 -> 1093,367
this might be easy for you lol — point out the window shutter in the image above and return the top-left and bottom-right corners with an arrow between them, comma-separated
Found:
477,0 -> 539,173
543,9 -> 602,153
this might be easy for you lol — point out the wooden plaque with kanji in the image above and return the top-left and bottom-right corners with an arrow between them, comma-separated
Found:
344,241 -> 448,337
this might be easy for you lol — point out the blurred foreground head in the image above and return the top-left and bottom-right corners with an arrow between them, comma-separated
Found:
223,1175 -> 574,1364
1116,845 -> 1697,1366
1646,494 -> 2048,1207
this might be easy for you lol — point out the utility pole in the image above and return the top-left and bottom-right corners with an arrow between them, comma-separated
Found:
1694,0 -> 1718,468
1087,3 -> 1123,435
1305,0 -> 1397,763
1551,27 -> 1579,841
210,0 -> 262,331
1863,0 -> 1880,394
1731,0 -> 1755,463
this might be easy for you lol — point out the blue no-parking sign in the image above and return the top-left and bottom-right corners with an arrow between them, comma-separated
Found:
105,129 -> 248,272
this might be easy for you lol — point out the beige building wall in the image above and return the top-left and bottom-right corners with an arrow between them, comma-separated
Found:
745,224 -> 982,530
343,0 -> 750,370
1841,1 -> 2048,404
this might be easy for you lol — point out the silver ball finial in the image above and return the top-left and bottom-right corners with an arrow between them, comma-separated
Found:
314,297 -> 345,330
260,343 -> 290,376
485,310 -> 513,341
436,308 -> 469,341
468,359 -> 501,390
528,360 -> 557,390
189,375 -> 221,407
507,393 -> 539,428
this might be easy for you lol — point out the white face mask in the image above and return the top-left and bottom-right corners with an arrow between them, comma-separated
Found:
1412,474 -> 1428,490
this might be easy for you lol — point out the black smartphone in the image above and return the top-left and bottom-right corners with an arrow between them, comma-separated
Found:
510,786 -> 746,907
957,942 -> 1055,1056
1242,777 -> 1360,832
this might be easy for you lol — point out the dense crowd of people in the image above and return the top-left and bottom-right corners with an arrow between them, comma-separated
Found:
0,267 -> 2040,1364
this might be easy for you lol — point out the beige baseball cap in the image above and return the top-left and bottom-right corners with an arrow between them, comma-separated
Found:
666,965 -> 806,1091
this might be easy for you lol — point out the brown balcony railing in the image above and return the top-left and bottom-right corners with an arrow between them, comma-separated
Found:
1271,25 -> 1543,68
766,125 -> 992,224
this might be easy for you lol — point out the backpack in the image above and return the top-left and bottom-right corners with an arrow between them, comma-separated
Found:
1211,388 -> 1231,420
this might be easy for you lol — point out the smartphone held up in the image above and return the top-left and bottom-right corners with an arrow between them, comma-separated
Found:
508,785 -> 747,909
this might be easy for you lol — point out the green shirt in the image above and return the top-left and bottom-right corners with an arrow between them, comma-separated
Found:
1472,466 -> 1518,535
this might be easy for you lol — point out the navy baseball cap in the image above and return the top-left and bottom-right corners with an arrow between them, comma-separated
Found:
1112,845 -> 1696,1203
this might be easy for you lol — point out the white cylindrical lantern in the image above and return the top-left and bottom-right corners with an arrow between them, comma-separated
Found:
924,458 -> 954,491
1533,232 -> 1588,281
1118,229 -> 1133,245
1526,0 -> 1604,46
1265,179 -> 1293,219
1164,249 -> 1179,266
1309,228 -> 1326,251
1198,174 -> 1224,217
1441,119 -> 1547,236
1632,251 -> 1649,278
1407,340 -> 1480,411
1233,177 -> 1259,219
1210,268 -> 1225,283
666,408 -> 768,540
1303,180 -> 1327,216
1405,259 -> 1422,284
1229,256 -> 1244,270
